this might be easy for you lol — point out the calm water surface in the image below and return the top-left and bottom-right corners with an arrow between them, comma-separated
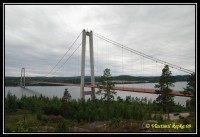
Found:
5,82 -> 190,106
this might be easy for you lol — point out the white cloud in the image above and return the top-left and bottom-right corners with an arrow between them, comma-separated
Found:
5,4 -> 195,77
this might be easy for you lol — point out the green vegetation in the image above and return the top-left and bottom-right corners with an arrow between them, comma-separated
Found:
184,73 -> 196,112
97,68 -> 116,101
5,91 -> 191,132
4,68 -> 195,133
155,65 -> 175,120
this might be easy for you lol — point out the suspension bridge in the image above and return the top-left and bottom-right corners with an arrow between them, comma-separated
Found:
20,29 -> 194,98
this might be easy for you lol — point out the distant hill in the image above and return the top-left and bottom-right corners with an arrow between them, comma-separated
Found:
5,75 -> 190,86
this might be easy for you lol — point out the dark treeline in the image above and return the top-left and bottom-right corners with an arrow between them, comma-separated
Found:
5,75 -> 189,86
5,91 -> 188,123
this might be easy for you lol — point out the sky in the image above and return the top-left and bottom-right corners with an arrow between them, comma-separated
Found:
4,4 -> 196,77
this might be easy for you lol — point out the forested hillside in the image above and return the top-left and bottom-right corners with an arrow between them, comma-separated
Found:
5,75 -> 189,86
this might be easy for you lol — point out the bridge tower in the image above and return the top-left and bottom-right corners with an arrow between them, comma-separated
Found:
80,29 -> 95,100
20,68 -> 25,88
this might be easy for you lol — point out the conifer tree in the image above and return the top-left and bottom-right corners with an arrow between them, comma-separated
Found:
154,65 -> 175,120
61,89 -> 71,118
96,68 -> 116,120
96,68 -> 116,102
184,72 -> 195,112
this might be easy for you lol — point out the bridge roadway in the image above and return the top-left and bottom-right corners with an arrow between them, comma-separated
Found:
31,81 -> 192,97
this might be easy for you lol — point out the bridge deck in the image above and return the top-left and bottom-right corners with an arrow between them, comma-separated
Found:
31,81 -> 192,97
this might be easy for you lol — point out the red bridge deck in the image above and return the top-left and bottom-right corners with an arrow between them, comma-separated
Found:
32,81 -> 192,97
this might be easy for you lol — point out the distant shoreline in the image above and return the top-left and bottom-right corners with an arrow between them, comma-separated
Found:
4,75 -> 189,86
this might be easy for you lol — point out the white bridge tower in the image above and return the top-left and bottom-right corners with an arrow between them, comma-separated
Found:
20,68 -> 25,88
80,29 -> 95,100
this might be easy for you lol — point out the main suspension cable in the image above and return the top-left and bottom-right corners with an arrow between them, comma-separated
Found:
93,32 -> 194,74
45,31 -> 82,77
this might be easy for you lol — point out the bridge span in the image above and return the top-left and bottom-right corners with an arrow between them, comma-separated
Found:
30,81 -> 192,97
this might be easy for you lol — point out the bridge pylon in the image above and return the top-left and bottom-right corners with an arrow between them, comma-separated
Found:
80,29 -> 95,100
20,68 -> 25,88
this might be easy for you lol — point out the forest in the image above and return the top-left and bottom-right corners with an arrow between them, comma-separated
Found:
4,67 -> 195,133
4,90 -> 193,132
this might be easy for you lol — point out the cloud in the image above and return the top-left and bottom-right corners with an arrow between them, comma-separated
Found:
5,4 -> 195,77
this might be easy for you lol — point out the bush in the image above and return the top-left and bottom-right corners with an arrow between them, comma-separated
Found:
14,119 -> 40,132
56,120 -> 69,132
43,105 -> 60,115
36,113 -> 48,124
36,113 -> 43,121
5,92 -> 18,112
48,115 -> 63,123
108,118 -> 123,128
5,126 -> 12,133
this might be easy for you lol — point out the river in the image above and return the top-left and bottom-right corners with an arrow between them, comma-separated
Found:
4,82 -> 190,106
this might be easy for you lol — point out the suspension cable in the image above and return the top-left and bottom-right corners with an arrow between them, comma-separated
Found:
93,32 -> 194,74
45,31 -> 82,77
27,31 -> 82,83
51,43 -> 82,76
40,42 -> 82,83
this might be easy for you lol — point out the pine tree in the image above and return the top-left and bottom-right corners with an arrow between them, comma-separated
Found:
62,88 -> 71,101
184,73 -> 195,112
154,65 -> 175,120
96,68 -> 116,102
96,68 -> 116,120
61,89 -> 72,118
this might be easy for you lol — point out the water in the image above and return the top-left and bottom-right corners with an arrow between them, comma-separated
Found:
4,82 -> 190,106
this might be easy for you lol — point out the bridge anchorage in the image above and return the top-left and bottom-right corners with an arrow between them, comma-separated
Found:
20,68 -> 25,88
81,29 -> 95,100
